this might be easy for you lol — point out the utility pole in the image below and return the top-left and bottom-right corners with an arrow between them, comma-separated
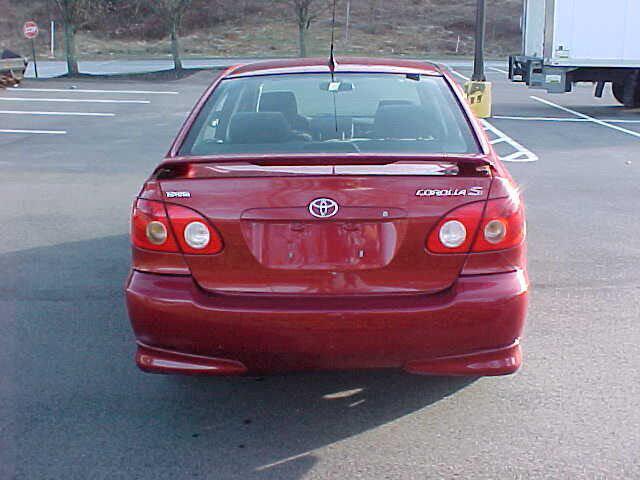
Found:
472,0 -> 486,82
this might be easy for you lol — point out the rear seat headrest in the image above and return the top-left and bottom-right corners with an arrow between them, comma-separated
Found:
228,112 -> 291,144
374,104 -> 438,140
259,91 -> 299,119
376,99 -> 414,111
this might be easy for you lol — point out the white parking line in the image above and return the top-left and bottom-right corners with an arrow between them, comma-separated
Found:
0,129 -> 67,135
481,120 -> 538,162
0,97 -> 150,104
0,110 -> 115,117
448,67 -> 538,162
493,115 -> 640,124
494,115 -> 586,123
447,68 -> 470,82
12,87 -> 179,95
531,96 -> 640,139
256,451 -> 313,471
489,67 -> 509,75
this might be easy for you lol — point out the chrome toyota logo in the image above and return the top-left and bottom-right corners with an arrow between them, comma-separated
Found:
308,198 -> 339,218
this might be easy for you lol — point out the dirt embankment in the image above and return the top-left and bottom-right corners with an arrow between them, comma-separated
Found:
1,0 -> 523,60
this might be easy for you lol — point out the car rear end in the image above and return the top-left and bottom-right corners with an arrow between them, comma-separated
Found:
125,59 -> 528,376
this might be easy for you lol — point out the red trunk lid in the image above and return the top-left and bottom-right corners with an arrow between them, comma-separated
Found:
159,164 -> 491,295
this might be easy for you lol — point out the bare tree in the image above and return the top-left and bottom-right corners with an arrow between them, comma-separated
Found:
289,0 -> 321,57
151,0 -> 192,71
54,0 -> 88,76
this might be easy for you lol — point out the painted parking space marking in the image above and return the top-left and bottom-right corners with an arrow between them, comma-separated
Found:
0,97 -> 150,104
0,129 -> 67,135
493,115 -> 640,124
0,110 -> 115,117
0,86 -> 156,135
494,115 -> 586,123
489,67 -> 509,75
447,67 -> 538,162
481,119 -> 538,162
12,87 -> 179,95
531,96 -> 640,139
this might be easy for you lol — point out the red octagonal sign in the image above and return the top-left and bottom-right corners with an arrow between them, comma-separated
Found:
23,21 -> 39,40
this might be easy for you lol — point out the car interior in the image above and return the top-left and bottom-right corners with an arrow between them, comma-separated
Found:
183,74 -> 478,155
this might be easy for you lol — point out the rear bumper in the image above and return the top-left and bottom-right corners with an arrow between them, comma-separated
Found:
125,270 -> 528,376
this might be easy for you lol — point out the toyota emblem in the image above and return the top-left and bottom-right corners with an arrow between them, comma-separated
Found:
308,198 -> 339,218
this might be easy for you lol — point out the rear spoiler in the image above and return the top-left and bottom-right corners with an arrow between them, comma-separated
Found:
154,155 -> 493,179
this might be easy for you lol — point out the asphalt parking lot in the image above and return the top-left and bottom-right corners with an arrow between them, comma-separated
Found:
1,63 -> 639,479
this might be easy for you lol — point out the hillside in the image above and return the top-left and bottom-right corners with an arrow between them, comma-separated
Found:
1,0 -> 523,60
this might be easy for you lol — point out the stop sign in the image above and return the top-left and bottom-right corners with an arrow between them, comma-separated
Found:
23,21 -> 39,40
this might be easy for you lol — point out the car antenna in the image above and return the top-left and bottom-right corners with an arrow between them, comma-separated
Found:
329,0 -> 339,134
329,0 -> 337,78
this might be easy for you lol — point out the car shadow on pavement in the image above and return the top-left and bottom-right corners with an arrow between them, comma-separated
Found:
2,235 -> 476,480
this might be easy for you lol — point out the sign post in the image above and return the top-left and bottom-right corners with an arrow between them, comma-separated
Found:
23,21 -> 39,79
464,0 -> 492,118
472,0 -> 486,82
50,21 -> 55,58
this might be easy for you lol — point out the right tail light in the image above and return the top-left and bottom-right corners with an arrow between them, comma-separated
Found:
472,196 -> 525,252
427,195 -> 525,253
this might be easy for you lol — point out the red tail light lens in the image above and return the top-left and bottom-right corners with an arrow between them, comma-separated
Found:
427,202 -> 483,253
132,199 -> 179,252
427,195 -> 525,253
473,195 -> 525,252
131,199 -> 223,255
166,204 -> 223,255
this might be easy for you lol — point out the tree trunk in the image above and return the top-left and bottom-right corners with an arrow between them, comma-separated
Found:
170,18 -> 183,71
298,22 -> 307,57
63,19 -> 79,76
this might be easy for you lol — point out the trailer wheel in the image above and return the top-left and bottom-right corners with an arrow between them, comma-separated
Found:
612,82 -> 626,104
613,73 -> 640,108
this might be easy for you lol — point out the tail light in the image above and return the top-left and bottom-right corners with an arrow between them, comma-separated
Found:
472,196 -> 525,252
427,195 -> 524,253
131,199 -> 223,255
132,199 -> 179,252
165,204 -> 223,255
427,202 -> 483,253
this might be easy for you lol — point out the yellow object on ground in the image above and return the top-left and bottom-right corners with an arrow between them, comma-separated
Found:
464,81 -> 492,118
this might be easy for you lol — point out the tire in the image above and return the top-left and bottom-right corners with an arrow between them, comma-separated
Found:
612,82 -> 626,104
613,73 -> 640,108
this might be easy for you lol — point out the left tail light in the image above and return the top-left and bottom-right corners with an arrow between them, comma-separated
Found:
131,199 -> 179,252
165,204 -> 223,255
131,199 -> 223,255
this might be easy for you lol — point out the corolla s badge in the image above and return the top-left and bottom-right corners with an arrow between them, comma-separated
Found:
308,198 -> 339,218
416,186 -> 483,197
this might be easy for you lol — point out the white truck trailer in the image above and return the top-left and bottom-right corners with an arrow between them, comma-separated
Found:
509,0 -> 640,107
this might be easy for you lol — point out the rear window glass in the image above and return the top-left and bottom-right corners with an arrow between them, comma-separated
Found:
179,73 -> 479,156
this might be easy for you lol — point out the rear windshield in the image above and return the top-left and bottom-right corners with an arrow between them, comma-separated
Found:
179,73 -> 479,156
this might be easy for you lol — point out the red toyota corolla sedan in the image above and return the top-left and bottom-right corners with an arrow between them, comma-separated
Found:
125,58 -> 528,377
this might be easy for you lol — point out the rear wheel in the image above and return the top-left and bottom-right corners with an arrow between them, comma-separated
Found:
612,82 -> 625,104
613,73 -> 640,107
